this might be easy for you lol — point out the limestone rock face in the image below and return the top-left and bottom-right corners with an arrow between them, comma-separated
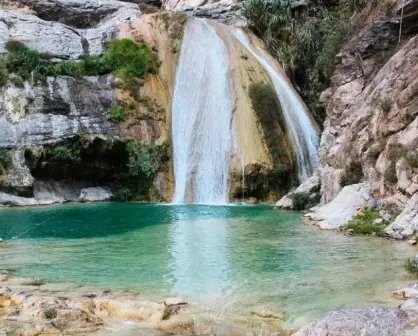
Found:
317,5 -> 418,234
293,306 -> 418,336
0,0 -> 140,58
163,0 -> 242,24
0,76 -> 117,148
386,194 -> 418,238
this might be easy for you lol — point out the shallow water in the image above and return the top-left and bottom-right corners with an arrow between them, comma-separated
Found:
0,203 -> 413,327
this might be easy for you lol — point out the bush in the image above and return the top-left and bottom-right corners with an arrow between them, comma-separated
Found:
108,104 -> 127,122
290,192 -> 312,210
43,307 -> 57,319
405,258 -> 418,276
344,208 -> 393,236
340,161 -> 363,187
49,146 -> 81,164
0,149 -> 12,174
1,38 -> 159,98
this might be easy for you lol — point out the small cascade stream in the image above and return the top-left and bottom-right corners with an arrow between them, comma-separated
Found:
232,28 -> 319,182
172,19 -> 234,204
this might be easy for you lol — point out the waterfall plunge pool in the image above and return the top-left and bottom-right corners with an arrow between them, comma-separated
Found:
0,203 -> 412,327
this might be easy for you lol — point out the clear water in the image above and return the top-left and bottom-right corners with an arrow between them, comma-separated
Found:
171,19 -> 234,204
0,203 -> 412,327
232,28 -> 319,182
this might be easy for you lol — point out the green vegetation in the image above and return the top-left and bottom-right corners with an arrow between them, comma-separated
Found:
43,307 -> 57,319
49,146 -> 81,164
0,39 -> 159,99
290,192 -> 311,210
25,136 -> 169,202
344,207 -> 395,236
249,82 -> 295,190
0,148 -> 12,174
242,0 -> 365,125
404,257 -> 418,276
340,161 -> 363,187
108,104 -> 127,122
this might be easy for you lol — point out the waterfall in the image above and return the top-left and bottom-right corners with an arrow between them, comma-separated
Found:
232,28 -> 319,182
172,19 -> 234,204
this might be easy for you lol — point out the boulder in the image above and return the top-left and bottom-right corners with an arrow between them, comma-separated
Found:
386,194 -> 418,239
276,172 -> 320,210
293,306 -> 418,336
79,187 -> 113,202
305,183 -> 371,230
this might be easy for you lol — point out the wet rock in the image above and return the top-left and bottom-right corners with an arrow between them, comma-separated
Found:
276,172 -> 320,210
250,306 -> 285,320
293,306 -> 418,336
163,297 -> 187,307
21,278 -> 44,286
345,229 -> 355,236
394,284 -> 418,300
408,239 -> 417,245
154,315 -> 194,333
79,187 -> 113,202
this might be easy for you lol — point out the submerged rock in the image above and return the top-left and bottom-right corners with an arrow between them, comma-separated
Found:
163,297 -> 187,307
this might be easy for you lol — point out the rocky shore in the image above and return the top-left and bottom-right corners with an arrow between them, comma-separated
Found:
3,269 -> 418,336
0,272 -> 293,336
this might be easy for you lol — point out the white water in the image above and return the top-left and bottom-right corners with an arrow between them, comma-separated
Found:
232,28 -> 319,182
172,19 -> 234,204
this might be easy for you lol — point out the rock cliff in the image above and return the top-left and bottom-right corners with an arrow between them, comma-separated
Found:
303,0 -> 418,237
0,0 -> 172,205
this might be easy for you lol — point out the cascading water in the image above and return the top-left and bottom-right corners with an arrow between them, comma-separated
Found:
232,28 -> 320,182
172,19 -> 234,204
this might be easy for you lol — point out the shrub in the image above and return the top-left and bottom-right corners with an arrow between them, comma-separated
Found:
108,104 -> 127,122
1,38 -> 159,98
405,258 -> 418,276
290,192 -> 312,210
5,40 -> 41,80
49,146 -> 81,164
43,307 -> 56,319
241,0 -> 361,125
0,149 -> 12,174
340,161 -> 363,187
344,208 -> 393,236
